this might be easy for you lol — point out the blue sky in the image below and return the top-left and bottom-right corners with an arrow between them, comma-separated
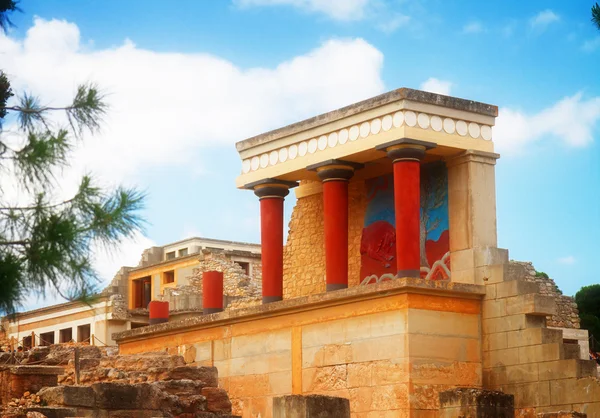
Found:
2,0 -> 599,303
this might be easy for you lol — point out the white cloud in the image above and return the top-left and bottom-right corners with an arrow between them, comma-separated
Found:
494,93 -> 600,154
557,255 -> 576,265
377,14 -> 410,34
234,0 -> 372,21
530,9 -> 560,31
462,21 -> 483,34
0,18 -> 384,184
582,37 -> 600,52
420,78 -> 452,96
1,17 -> 385,304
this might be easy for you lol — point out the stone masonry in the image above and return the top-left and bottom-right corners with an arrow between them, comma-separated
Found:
0,344 -> 239,418
511,261 -> 580,329
283,180 -> 366,299
481,250 -> 600,417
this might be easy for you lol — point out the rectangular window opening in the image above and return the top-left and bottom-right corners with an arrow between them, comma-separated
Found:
166,251 -> 176,260
236,261 -> 250,276
163,270 -> 175,284
40,331 -> 55,346
178,248 -> 188,257
22,336 -> 32,350
77,324 -> 91,343
59,328 -> 73,343
132,276 -> 152,309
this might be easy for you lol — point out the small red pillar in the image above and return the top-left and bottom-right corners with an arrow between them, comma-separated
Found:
148,300 -> 169,325
308,159 -> 362,291
202,271 -> 224,314
247,179 -> 297,304
377,139 -> 436,278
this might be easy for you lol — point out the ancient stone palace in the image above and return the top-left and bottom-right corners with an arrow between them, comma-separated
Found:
2,88 -> 599,418
109,88 -> 600,417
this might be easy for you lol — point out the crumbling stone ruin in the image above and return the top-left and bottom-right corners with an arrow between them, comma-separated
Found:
0,344 -> 238,418
510,261 -> 581,329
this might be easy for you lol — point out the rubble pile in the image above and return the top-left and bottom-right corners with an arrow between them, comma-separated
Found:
0,346 -> 239,418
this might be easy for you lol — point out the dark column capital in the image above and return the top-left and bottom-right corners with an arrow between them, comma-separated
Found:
376,138 -> 437,163
245,178 -> 299,199
306,159 -> 364,182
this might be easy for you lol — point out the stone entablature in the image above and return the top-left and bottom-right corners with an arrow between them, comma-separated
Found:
235,88 -> 497,187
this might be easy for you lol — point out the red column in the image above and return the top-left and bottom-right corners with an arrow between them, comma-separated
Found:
202,271 -> 224,314
148,301 -> 169,325
248,179 -> 296,304
393,160 -> 421,277
260,196 -> 285,302
323,179 -> 349,291
376,139 -> 435,278
308,159 -> 362,291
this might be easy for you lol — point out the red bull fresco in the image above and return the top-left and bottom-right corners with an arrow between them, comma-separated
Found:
360,161 -> 450,284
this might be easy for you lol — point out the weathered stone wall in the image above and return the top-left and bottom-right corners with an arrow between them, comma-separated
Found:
117,280 -> 483,417
511,261 -> 580,329
283,180 -> 366,299
481,251 -> 600,417
187,250 -> 262,311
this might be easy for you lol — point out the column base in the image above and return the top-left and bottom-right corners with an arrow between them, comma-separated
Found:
396,269 -> 420,278
263,296 -> 283,304
326,283 -> 348,292
203,307 -> 224,315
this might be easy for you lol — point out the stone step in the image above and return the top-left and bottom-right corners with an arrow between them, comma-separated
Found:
505,294 -> 556,317
506,328 -> 564,348
495,279 -> 540,299
539,359 -> 598,380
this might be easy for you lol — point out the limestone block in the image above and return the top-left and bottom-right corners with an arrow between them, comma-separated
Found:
231,329 -> 291,358
227,374 -> 271,398
439,387 -> 514,418
476,264 -> 506,285
484,283 -> 498,300
483,347 -> 520,369
550,378 -> 600,405
370,359 -> 409,386
370,384 -> 409,411
407,309 -> 479,338
518,344 -> 563,364
213,338 -> 231,361
273,395 -> 350,418
483,299 -> 507,319
538,359 -> 598,381
408,334 -> 480,362
348,387 -> 373,413
228,351 -> 291,376
483,332 -> 508,352
504,363 -> 540,384
347,362 -> 373,388
409,359 -> 481,386
496,280 -> 540,299
351,334 -> 406,363
269,371 -> 293,395
505,294 -> 557,316
506,328 -> 563,349
37,385 -> 95,408
302,344 -> 353,368
501,381 -> 551,408
474,247 -> 509,268
302,365 -> 347,392
483,314 -> 545,334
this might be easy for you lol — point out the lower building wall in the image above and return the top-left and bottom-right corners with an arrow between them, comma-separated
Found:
118,288 -> 482,418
